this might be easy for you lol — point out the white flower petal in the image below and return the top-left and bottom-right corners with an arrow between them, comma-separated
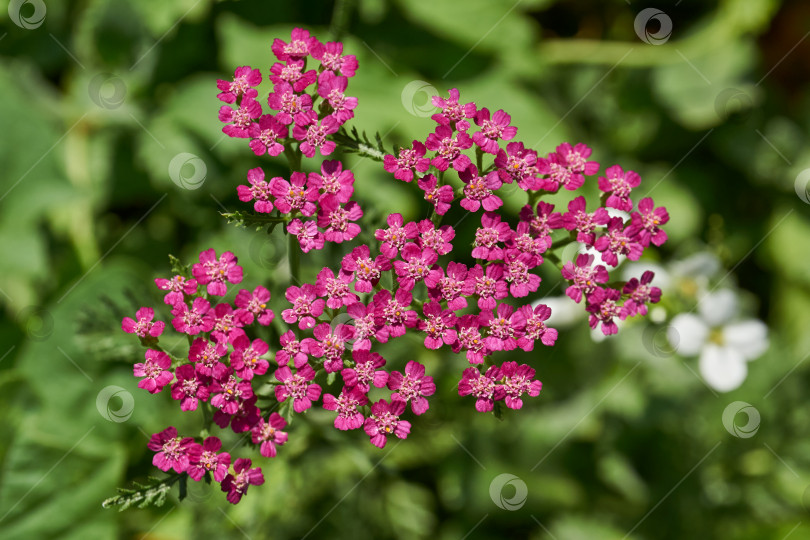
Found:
670,252 -> 721,279
699,344 -> 748,392
698,289 -> 738,327
668,313 -> 708,357
536,295 -> 584,328
723,319 -> 769,361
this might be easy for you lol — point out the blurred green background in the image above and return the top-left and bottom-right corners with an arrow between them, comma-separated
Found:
2,0 -> 810,538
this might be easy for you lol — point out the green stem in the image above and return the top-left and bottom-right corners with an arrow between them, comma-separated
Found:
288,230 -> 300,286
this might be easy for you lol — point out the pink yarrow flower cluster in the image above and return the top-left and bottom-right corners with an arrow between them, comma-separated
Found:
114,27 -> 670,509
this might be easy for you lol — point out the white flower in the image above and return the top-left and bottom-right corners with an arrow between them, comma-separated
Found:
667,289 -> 768,392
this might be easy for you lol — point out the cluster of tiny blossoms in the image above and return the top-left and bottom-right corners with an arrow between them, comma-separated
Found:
218,28 -> 362,250
120,28 -> 668,505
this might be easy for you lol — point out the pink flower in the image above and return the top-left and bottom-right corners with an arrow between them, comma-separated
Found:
221,458 -> 264,504
248,114 -> 288,157
431,88 -> 477,132
189,336 -> 228,379
417,219 -> 455,256
154,274 -> 197,305
344,302 -> 382,351
323,386 -> 368,430
503,252 -> 541,297
628,197 -> 669,247
393,243 -> 438,291
237,167 -> 275,213
468,263 -> 509,310
121,307 -> 165,338
459,165 -> 503,212
372,288 -> 418,341
317,71 -> 357,123
341,245 -> 391,293
293,116 -> 339,157
472,108 -> 517,154
274,364 -> 322,413
453,314 -> 487,364
418,302 -> 458,350
425,125 -> 473,172
267,82 -> 316,126
363,399 -> 411,448
269,59 -> 317,92
383,141 -> 430,182
598,165 -> 641,211
537,142 -> 597,191
308,160 -> 355,203
282,283 -> 325,330
230,334 -> 270,380
388,361 -> 436,415
495,141 -> 538,187
561,254 -> 610,303
481,303 -> 524,352
276,330 -> 319,369
210,303 -> 251,343
418,174 -> 454,215
213,396 -> 261,434
312,322 -> 355,373
288,219 -> 325,252
472,212 -> 512,260
192,249 -> 243,296
425,261 -> 475,311
171,364 -> 210,411
317,195 -> 363,243
251,413 -> 289,457
518,202 -> 564,245
375,213 -> 418,258
271,28 -> 319,61
342,350 -> 389,392
187,436 -> 230,482
210,374 -> 254,415
312,41 -> 358,77
561,195 -> 610,246
219,97 -> 261,138
134,349 -> 174,394
147,426 -> 201,473
507,222 -> 548,264
621,270 -> 661,318
234,286 -> 274,326
586,287 -> 623,335
499,361 -> 542,410
458,366 -> 505,412
315,266 -> 358,309
593,217 -> 644,267
514,304 -> 558,351
216,66 -> 261,104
